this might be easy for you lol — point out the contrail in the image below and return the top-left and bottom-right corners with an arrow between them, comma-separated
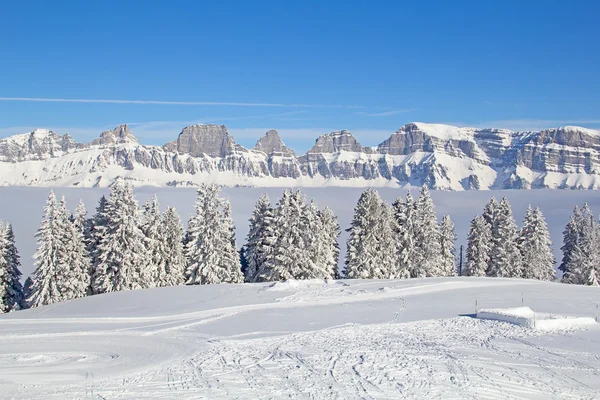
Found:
0,97 -> 363,109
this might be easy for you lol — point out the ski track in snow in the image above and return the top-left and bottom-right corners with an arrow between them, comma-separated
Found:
0,277 -> 599,399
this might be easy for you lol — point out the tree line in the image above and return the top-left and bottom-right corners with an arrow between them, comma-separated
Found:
0,182 -> 597,312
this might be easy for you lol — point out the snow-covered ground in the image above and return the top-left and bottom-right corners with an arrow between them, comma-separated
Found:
0,277 -> 599,399
3,187 -> 600,278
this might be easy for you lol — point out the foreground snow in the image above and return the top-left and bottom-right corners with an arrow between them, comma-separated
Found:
0,277 -> 599,399
477,306 -> 597,330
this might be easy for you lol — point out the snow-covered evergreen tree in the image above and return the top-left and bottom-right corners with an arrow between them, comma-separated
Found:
487,197 -> 522,277
61,199 -> 91,300
140,196 -> 163,288
465,215 -> 491,277
260,190 -> 312,281
482,197 -> 498,227
561,204 -> 600,285
160,206 -> 186,286
559,206 -> 581,279
88,195 -> 109,293
439,215 -> 456,277
244,194 -> 274,282
413,186 -> 442,277
28,190 -> 71,307
392,192 -> 415,279
184,184 -> 243,285
519,206 -> 555,281
0,222 -> 9,313
0,223 -> 25,311
345,189 -> 397,279
92,180 -> 146,293
22,277 -> 33,306
318,207 -> 341,279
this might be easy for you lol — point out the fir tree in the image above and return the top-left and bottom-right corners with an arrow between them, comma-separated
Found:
392,192 -> 415,279
22,277 -> 33,306
465,215 -> 491,277
88,195 -> 109,293
413,186 -> 442,277
487,197 -> 522,277
28,190 -> 71,307
560,204 -> 600,285
1,224 -> 25,311
185,184 -> 243,284
439,215 -> 457,276
160,206 -> 186,286
140,196 -> 162,288
482,197 -> 498,227
61,200 -> 91,300
244,194 -> 274,282
345,189 -> 397,279
0,222 -> 9,312
261,190 -> 312,281
318,207 -> 341,279
559,206 -> 581,277
519,206 -> 555,281
93,180 -> 146,293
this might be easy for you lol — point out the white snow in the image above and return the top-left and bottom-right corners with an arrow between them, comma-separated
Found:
411,122 -> 481,141
477,306 -> 597,330
0,277 -> 599,399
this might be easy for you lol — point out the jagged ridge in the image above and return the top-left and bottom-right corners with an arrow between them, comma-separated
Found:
0,122 -> 599,190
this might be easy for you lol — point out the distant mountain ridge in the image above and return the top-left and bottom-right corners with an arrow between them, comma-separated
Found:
1,122 -> 600,190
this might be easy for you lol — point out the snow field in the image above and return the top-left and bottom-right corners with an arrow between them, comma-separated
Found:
1,277 -> 599,399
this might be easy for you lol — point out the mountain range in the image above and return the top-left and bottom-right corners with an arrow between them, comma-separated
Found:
1,122 -> 599,190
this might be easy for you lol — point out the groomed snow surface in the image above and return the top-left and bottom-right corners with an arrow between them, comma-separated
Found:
0,277 -> 599,399
477,306 -> 597,331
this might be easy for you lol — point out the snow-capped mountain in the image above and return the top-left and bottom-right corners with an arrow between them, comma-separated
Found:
1,122 -> 600,190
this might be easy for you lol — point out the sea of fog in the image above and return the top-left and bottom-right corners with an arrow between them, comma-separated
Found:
2,186 -> 600,278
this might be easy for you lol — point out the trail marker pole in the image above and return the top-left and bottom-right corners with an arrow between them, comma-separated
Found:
475,298 -> 478,314
521,292 -> 524,307
596,304 -> 599,323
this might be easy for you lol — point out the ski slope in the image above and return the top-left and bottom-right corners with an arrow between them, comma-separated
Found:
0,277 -> 599,399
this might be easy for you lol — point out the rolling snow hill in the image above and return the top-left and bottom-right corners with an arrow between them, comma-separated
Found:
0,277 -> 598,399
2,122 -> 600,190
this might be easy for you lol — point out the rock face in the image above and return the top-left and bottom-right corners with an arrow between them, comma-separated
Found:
163,124 -> 236,158
1,122 -> 600,190
91,124 -> 139,146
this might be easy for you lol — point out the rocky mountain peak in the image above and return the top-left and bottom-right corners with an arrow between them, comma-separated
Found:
163,124 -> 236,158
253,129 -> 295,156
91,124 -> 139,146
308,130 -> 372,154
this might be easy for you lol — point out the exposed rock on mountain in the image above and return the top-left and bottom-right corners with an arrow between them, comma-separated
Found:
163,124 -> 236,158
1,122 -> 600,190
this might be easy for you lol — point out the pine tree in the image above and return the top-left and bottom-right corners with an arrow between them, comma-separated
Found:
318,207 -> 341,279
0,222 -> 9,313
140,196 -> 162,288
560,204 -> 600,285
245,194 -> 274,282
28,190 -> 70,307
160,206 -> 186,286
482,197 -> 498,227
559,206 -> 581,277
413,186 -> 442,277
261,190 -> 312,281
439,215 -> 457,276
185,184 -> 243,284
61,200 -> 91,300
487,197 -> 522,277
1,224 -> 25,311
88,195 -> 109,293
392,192 -> 415,279
519,206 -> 555,281
345,189 -> 397,279
93,180 -> 146,293
465,215 -> 491,277
22,277 -> 33,306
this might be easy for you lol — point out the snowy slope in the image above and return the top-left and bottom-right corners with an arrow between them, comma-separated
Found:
0,277 -> 598,399
2,122 -> 600,190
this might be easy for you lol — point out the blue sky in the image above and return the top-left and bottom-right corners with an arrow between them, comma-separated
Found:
1,1 -> 599,152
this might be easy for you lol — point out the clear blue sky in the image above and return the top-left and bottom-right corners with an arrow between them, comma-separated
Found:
1,0 -> 598,151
